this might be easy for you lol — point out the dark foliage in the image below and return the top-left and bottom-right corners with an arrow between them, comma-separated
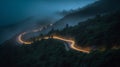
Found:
53,12 -> 120,49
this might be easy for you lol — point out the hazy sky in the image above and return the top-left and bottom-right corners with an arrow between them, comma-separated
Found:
0,0 -> 97,26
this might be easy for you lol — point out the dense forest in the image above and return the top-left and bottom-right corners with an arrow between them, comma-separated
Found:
0,12 -> 120,67
0,38 -> 120,67
49,12 -> 120,49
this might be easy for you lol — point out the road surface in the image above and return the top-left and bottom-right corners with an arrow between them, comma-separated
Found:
17,32 -> 91,53
17,23 -> 91,53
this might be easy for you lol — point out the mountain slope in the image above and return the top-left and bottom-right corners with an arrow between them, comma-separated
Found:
54,0 -> 120,29
52,11 -> 120,50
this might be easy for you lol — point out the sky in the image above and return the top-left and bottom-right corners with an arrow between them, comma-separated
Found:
0,0 -> 97,26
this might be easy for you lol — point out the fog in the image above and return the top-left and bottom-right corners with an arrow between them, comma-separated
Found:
0,0 -> 97,44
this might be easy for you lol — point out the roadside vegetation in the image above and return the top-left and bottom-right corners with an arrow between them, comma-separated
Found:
0,12 -> 120,67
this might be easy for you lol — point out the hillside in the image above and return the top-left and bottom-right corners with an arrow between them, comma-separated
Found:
0,12 -> 120,67
0,38 -> 120,67
51,11 -> 120,50
53,0 -> 120,29
0,0 -> 120,67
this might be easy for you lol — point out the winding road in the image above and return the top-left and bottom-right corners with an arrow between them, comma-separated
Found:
17,24 -> 91,54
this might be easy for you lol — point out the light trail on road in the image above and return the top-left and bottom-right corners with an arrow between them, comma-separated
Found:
18,26 -> 45,44
17,23 -> 91,53
53,36 -> 91,53
17,23 -> 120,54
17,30 -> 91,53
18,32 -> 33,44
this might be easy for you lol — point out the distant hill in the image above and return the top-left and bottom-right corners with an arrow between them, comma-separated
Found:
0,17 -> 36,44
0,0 -> 120,66
52,11 -> 120,49
0,12 -> 120,67
53,0 -> 120,29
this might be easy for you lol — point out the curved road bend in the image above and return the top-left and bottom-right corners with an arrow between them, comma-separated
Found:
18,32 -> 91,53
17,23 -> 90,54
52,36 -> 90,53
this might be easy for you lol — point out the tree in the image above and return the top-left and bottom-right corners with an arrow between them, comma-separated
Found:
65,24 -> 69,29
48,28 -> 55,38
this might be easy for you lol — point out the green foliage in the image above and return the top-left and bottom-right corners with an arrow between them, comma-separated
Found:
0,12 -> 120,67
52,12 -> 120,49
0,40 -> 120,67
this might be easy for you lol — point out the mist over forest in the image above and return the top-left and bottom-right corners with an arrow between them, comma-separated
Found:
0,0 -> 120,67
0,0 -> 97,44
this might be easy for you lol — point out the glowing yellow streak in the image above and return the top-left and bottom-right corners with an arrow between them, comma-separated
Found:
17,33 -> 90,53
18,32 -> 32,44
53,36 -> 90,53
44,37 -> 49,39
17,23 -> 90,53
